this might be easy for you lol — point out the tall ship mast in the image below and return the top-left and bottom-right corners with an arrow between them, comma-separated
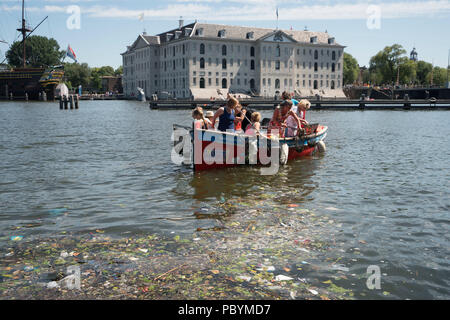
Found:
0,0 -> 64,100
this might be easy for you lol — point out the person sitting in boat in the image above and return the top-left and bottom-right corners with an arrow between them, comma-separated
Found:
192,107 -> 209,130
234,104 -> 247,133
285,99 -> 310,136
282,91 -> 299,106
205,110 -> 216,129
244,112 -> 261,136
211,95 -> 239,132
269,100 -> 301,137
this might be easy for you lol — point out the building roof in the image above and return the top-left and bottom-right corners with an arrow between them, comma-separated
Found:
123,22 -> 343,54
192,23 -> 339,45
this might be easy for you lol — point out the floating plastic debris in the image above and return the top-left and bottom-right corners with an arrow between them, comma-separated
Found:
274,275 -> 294,281
10,236 -> 23,241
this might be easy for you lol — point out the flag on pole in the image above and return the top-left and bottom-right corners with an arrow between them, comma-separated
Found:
138,12 -> 145,21
66,45 -> 77,62
276,7 -> 279,19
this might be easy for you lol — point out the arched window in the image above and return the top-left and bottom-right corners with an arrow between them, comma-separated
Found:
200,58 -> 205,69
275,79 -> 280,89
222,78 -> 227,88
314,50 -> 318,60
276,45 -> 281,57
250,60 -> 255,70
182,44 -> 185,55
331,80 -> 335,89
200,77 -> 205,88
250,46 -> 255,57
331,63 -> 335,72
200,43 -> 205,54
222,58 -> 227,70
250,79 -> 256,90
314,80 -> 318,89
222,45 -> 227,55
332,51 -> 336,61
314,63 -> 318,72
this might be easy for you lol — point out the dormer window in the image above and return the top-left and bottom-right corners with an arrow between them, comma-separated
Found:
184,28 -> 192,36
195,28 -> 204,36
174,31 -> 182,39
328,37 -> 335,45
218,29 -> 226,38
166,33 -> 173,42
310,36 -> 318,44
246,32 -> 254,39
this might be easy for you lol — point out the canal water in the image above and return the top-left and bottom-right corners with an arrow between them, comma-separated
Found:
0,100 -> 449,299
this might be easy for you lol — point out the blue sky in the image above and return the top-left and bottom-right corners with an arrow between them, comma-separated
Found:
1,0 -> 449,69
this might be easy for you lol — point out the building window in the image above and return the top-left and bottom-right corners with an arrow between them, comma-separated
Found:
200,77 -> 205,88
314,63 -> 318,72
222,45 -> 227,55
332,63 -> 336,72
284,79 -> 288,86
314,80 -> 318,89
193,57 -> 196,65
332,51 -> 336,60
250,79 -> 255,90
276,45 -> 280,57
216,78 -> 219,86
331,80 -> 335,89
222,59 -> 227,70
314,50 -> 318,59
262,78 -> 265,86
275,79 -> 280,89
275,61 -> 280,70
182,44 -> 185,55
200,43 -> 205,54
250,60 -> 255,70
193,78 -> 196,86
200,58 -> 205,69
250,46 -> 255,57
183,59 -> 185,69
208,58 -> 211,66
222,78 -> 227,88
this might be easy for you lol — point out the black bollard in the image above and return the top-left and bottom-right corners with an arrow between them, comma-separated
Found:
59,96 -> 63,109
404,94 -> 411,109
75,95 -> 79,109
69,95 -> 74,109
64,96 -> 68,109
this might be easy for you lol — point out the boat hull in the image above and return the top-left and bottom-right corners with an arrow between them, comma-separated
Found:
173,124 -> 328,171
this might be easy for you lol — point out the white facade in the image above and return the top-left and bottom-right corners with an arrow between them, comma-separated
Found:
121,22 -> 345,99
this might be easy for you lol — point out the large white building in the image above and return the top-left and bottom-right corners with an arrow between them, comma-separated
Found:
121,21 -> 346,99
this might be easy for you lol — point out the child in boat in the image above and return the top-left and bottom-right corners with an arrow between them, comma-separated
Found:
212,94 -> 239,132
269,100 -> 301,137
192,107 -> 209,130
234,104 -> 247,133
205,110 -> 216,129
285,99 -> 310,136
244,112 -> 261,136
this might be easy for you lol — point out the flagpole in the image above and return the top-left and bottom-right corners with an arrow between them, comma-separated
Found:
276,7 -> 279,30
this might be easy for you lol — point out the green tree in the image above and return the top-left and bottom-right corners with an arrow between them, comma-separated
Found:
369,44 -> 407,85
343,53 -> 359,85
114,66 -> 123,75
64,62 -> 91,89
90,66 -> 115,91
415,61 -> 433,85
426,67 -> 448,86
398,59 -> 416,85
6,35 -> 64,68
